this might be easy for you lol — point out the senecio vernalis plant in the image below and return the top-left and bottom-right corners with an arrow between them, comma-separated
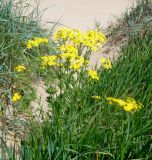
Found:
4,27 -> 147,160
12,27 -> 143,113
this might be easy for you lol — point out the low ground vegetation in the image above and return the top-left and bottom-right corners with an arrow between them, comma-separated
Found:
0,0 -> 152,159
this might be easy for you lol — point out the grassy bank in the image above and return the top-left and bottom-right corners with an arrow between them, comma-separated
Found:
17,27 -> 152,160
0,0 -> 50,111
0,0 -> 152,159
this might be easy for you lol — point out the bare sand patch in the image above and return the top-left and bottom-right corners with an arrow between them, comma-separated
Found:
34,0 -> 131,30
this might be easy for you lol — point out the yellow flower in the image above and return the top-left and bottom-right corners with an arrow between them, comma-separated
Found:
27,42 -> 32,49
26,37 -> 49,49
88,69 -> 99,80
69,56 -> 84,70
34,37 -> 49,44
15,65 -> 26,72
52,27 -> 106,50
53,27 -> 71,41
107,97 -> 126,106
59,44 -> 78,61
41,55 -> 57,66
124,97 -> 143,112
100,58 -> 112,70
69,29 -> 83,44
12,93 -> 22,102
92,96 -> 101,100
56,63 -> 64,67
53,28 -> 83,45
70,62 -> 81,70
106,97 -> 143,112
82,30 -> 106,51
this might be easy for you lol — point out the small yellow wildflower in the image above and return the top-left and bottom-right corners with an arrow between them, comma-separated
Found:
56,63 -> 64,67
41,55 -> 57,67
69,56 -> 84,70
106,97 -> 143,112
69,29 -> 83,44
34,37 -> 48,44
26,37 -> 49,49
27,43 -> 32,49
59,44 -> 78,61
53,27 -> 106,51
12,93 -> 22,102
100,58 -> 112,70
82,30 -> 106,51
53,28 -> 83,45
53,27 -> 72,41
15,65 -> 26,72
107,97 -> 126,106
88,69 -> 99,80
124,97 -> 143,112
91,96 -> 101,100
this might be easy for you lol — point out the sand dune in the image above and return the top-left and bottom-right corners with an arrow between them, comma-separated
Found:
34,0 -> 131,30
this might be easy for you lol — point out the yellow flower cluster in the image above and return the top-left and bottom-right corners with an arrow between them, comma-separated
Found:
41,53 -> 88,71
53,28 -> 83,45
69,56 -> 84,70
107,97 -> 143,112
26,37 -> 49,49
88,69 -> 99,80
41,55 -> 57,66
12,93 -> 22,102
53,27 -> 106,51
59,44 -> 78,61
100,58 -> 112,70
82,30 -> 106,51
15,65 -> 26,72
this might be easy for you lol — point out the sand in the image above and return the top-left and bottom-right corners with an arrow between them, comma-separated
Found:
33,0 -> 131,30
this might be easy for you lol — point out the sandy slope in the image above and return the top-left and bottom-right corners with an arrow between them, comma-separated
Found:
34,0 -> 131,30
32,0 -> 131,63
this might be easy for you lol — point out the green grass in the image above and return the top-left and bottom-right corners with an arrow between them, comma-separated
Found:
0,0 -> 50,158
15,31 -> 151,160
107,0 -> 152,45
0,0 -> 152,160
0,0 -> 49,111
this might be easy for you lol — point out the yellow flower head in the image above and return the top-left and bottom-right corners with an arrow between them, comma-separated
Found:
82,30 -> 106,51
12,93 -> 22,102
59,44 -> 78,61
41,55 -> 57,67
124,97 -> 143,112
69,56 -> 84,70
52,27 -> 106,50
91,96 -> 101,100
34,37 -> 49,44
100,58 -> 112,70
106,97 -> 143,112
107,97 -> 126,106
27,42 -> 32,49
26,37 -> 49,49
15,65 -> 26,72
53,27 -> 71,41
53,27 -> 83,45
68,29 -> 83,44
88,69 -> 99,80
